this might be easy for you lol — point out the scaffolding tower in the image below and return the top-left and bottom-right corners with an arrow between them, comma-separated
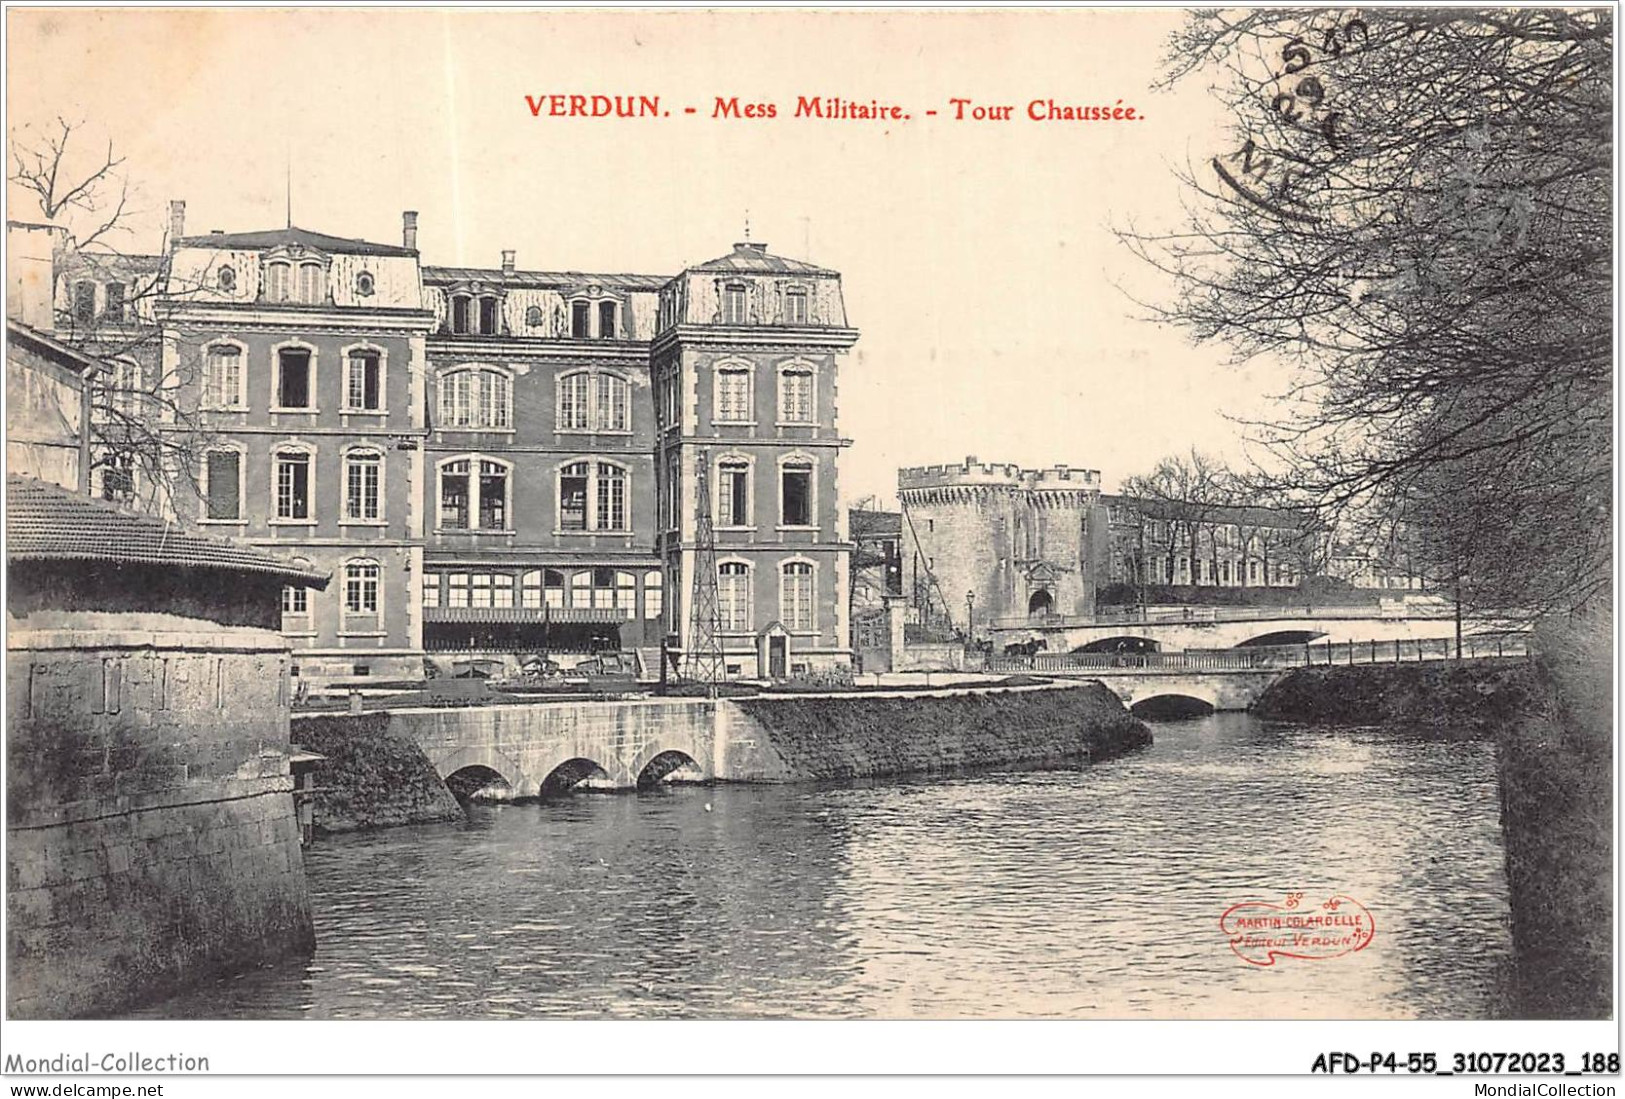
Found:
684,447 -> 726,685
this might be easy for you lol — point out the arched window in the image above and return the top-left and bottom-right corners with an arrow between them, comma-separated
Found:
614,570 -> 637,613
644,570 -> 663,619
780,456 -> 814,527
781,560 -> 815,632
343,448 -> 383,522
524,305 -> 544,328
718,561 -> 751,631
557,370 -> 631,432
717,454 -> 751,527
478,296 -> 500,335
437,455 -> 511,531
544,569 -> 566,608
343,560 -> 381,615
217,265 -> 236,292
264,262 -> 291,303
273,447 -> 313,521
343,346 -> 384,412
273,342 -> 316,410
778,363 -> 814,423
715,364 -> 752,423
438,368 -> 511,429
559,461 -> 589,530
296,262 -> 325,304
202,343 -> 244,410
355,270 -> 375,297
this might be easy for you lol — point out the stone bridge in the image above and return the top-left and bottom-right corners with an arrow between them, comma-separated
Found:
1089,669 -> 1285,713
990,605 -> 1475,652
389,697 -> 750,797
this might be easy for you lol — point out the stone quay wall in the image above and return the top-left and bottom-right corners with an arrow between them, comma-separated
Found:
6,621 -> 313,1019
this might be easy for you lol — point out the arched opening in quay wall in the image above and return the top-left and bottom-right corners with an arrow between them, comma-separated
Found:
443,764 -> 514,803
1130,694 -> 1216,720
1236,630 -> 1326,648
637,749 -> 703,790
541,757 -> 613,798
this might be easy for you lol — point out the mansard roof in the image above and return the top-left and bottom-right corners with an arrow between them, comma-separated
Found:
6,475 -> 330,586
687,241 -> 836,276
176,226 -> 416,257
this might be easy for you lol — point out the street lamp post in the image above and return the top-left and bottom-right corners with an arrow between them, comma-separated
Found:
965,590 -> 976,654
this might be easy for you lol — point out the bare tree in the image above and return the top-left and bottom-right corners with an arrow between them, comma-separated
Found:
1119,9 -> 1611,618
1121,448 -> 1233,586
11,118 -> 216,516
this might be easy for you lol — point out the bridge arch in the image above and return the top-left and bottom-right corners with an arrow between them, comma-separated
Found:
1236,629 -> 1326,648
429,745 -> 524,792
1130,694 -> 1216,720
540,757 -> 613,797
636,749 -> 703,789
443,764 -> 512,802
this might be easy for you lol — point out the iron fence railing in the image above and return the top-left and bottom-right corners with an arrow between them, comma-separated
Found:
981,634 -> 1531,675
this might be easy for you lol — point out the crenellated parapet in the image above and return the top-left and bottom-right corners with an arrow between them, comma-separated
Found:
898,455 -> 1101,506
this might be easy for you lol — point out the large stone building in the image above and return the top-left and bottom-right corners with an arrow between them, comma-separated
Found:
897,456 -> 1317,634
39,209 -> 859,682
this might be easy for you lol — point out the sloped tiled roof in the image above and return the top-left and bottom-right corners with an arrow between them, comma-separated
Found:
7,319 -> 108,377
6,475 -> 329,586
176,226 -> 416,258
688,241 -> 835,276
422,265 -> 669,291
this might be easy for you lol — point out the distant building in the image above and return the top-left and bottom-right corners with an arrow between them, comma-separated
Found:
5,319 -> 100,494
898,456 -> 1320,632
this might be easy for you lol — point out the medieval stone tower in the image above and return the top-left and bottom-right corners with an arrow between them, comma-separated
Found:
898,457 -> 1103,635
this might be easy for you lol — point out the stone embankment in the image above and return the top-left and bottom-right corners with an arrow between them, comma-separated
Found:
291,712 -> 463,834
1252,636 -> 1610,1020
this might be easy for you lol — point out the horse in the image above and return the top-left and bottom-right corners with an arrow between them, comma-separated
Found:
1002,638 -> 1048,658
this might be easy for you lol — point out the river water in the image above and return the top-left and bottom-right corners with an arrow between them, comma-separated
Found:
137,713 -> 1514,1019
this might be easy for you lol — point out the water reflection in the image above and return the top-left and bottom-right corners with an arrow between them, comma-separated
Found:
132,713 -> 1512,1019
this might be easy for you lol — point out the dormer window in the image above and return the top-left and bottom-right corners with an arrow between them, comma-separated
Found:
296,262 -> 324,304
479,296 -> 500,335
524,305 -> 544,328
721,282 -> 748,325
784,286 -> 808,325
451,295 -> 471,334
264,262 -> 291,302
217,265 -> 236,292
597,300 -> 617,339
355,270 -> 375,296
571,300 -> 590,338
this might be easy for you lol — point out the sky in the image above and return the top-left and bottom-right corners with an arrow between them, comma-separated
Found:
7,8 -> 1291,506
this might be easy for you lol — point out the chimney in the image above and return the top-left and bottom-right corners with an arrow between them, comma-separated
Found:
402,210 -> 418,251
501,249 -> 515,276
168,200 -> 186,250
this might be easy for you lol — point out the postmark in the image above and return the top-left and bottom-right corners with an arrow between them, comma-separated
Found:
1220,893 -> 1376,966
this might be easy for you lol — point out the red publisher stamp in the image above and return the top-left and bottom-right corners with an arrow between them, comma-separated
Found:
1220,893 -> 1376,966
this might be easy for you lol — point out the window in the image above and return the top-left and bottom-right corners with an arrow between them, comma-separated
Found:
438,368 -> 511,429
282,585 -> 308,614
596,374 -> 629,431
559,461 -> 589,530
721,282 -> 748,325
781,460 -> 812,526
1220,560 -> 1231,584
661,369 -> 680,428
345,350 -> 382,411
276,348 -> 313,409
784,287 -> 808,325
571,300 -> 590,338
493,574 -> 515,609
524,305 -> 544,328
615,571 -> 637,614
645,571 -> 663,619
73,281 -> 96,324
275,450 -> 312,520
718,562 -> 751,631
596,462 -> 626,531
571,570 -> 593,608
544,568 -> 566,608
203,449 -> 241,521
451,295 -> 471,334
218,266 -> 236,292
203,344 -> 243,409
718,458 -> 749,526
665,451 -> 682,528
558,371 -> 591,430
344,450 -> 382,521
264,263 -> 291,303
1249,560 -> 1260,584
355,271 -> 375,296
344,560 -> 380,614
471,573 -> 492,608
479,460 -> 508,529
478,296 -> 500,335
422,577 -> 441,608
782,561 -> 815,632
104,282 -> 126,322
438,456 -> 509,531
779,366 -> 814,423
598,300 -> 617,339
448,573 -> 470,607
296,263 -> 325,304
716,367 -> 751,423
100,452 -> 134,502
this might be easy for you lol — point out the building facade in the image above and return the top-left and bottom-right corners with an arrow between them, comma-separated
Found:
653,242 -> 859,678
33,208 -> 860,682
